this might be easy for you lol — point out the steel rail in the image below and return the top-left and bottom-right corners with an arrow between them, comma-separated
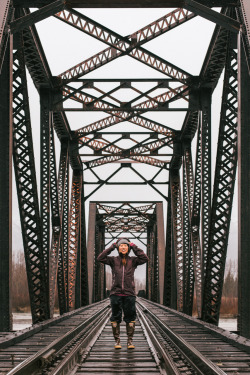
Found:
137,299 -> 227,375
137,304 -> 180,375
7,304 -> 110,375
45,311 -> 110,375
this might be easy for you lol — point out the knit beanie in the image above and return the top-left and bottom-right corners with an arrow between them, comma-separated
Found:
117,238 -> 130,248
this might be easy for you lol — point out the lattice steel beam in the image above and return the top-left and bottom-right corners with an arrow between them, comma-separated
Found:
68,171 -> 82,309
79,135 -> 172,158
164,190 -> 172,307
237,31 -> 250,339
0,37 -> 12,332
77,112 -> 174,137
80,179 -> 89,306
199,8 -> 230,91
202,40 -> 238,325
55,8 -> 195,49
84,154 -> 169,169
61,83 -> 188,111
48,123 -> 61,316
182,160 -> 191,315
62,151 -> 69,310
237,0 -> 250,73
0,0 -> 14,73
40,88 -> 51,300
170,170 -> 184,312
184,0 -> 240,32
184,146 -> 202,317
11,0 -> 65,33
12,37 -> 49,323
201,88 -> 212,277
19,9 -> 72,142
58,11 -> 192,83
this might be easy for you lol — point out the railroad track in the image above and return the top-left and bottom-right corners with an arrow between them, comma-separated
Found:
1,298 -> 250,374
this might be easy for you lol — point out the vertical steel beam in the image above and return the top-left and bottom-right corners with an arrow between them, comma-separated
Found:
156,202 -> 165,305
238,0 -> 250,73
0,37 -> 12,332
94,223 -> 105,302
40,87 -> 51,306
87,202 -> 96,304
184,145 -> 202,317
171,222 -> 177,310
57,140 -> 69,314
12,35 -> 49,324
182,157 -> 194,315
163,191 -> 172,307
48,124 -> 61,316
68,171 -> 82,310
147,226 -> 157,301
146,226 -> 152,300
0,0 -> 13,74
62,155 -> 69,310
182,161 -> 189,313
238,36 -> 250,338
201,88 -> 212,277
80,178 -> 89,306
75,225 -> 81,308
170,170 -> 184,312
202,38 -> 238,325
152,222 -> 159,303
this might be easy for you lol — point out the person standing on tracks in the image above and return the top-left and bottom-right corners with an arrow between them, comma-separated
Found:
97,238 -> 148,350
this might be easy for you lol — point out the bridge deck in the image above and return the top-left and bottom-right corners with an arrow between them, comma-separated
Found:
1,299 -> 250,374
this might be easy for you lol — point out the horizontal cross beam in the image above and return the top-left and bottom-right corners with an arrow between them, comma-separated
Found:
13,0 -> 238,8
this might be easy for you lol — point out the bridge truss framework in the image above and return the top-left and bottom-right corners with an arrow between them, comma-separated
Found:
0,0 -> 250,338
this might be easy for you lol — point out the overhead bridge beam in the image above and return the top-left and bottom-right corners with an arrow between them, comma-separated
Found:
13,0 -> 238,8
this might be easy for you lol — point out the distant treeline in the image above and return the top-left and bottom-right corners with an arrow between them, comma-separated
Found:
12,252 -> 238,315
12,252 -> 30,311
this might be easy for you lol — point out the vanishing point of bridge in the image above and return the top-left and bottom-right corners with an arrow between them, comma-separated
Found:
0,0 -> 250,373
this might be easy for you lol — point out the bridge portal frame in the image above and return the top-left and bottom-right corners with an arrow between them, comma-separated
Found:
0,0 -> 250,338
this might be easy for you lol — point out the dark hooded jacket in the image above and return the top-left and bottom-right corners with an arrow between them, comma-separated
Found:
97,241 -> 148,296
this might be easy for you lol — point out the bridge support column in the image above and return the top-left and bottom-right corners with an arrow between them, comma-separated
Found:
0,38 -> 12,331
156,203 -> 165,305
87,203 -> 96,304
238,36 -> 250,338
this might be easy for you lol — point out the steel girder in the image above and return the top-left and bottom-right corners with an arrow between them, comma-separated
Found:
12,35 -> 49,323
40,87 -> 52,315
12,1 -> 239,7
170,170 -> 184,312
80,179 -> 89,306
147,224 -> 159,303
57,9 -> 192,84
94,223 -> 106,302
238,34 -> 250,338
182,155 -> 194,316
0,38 -> 13,332
0,0 -> 14,73
163,190 -> 172,308
68,171 -> 82,309
237,1 -> 250,73
56,140 -> 69,314
200,89 -> 212,279
202,38 -> 238,325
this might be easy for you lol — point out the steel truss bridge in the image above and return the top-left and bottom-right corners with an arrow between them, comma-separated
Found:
0,0 -> 250,352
